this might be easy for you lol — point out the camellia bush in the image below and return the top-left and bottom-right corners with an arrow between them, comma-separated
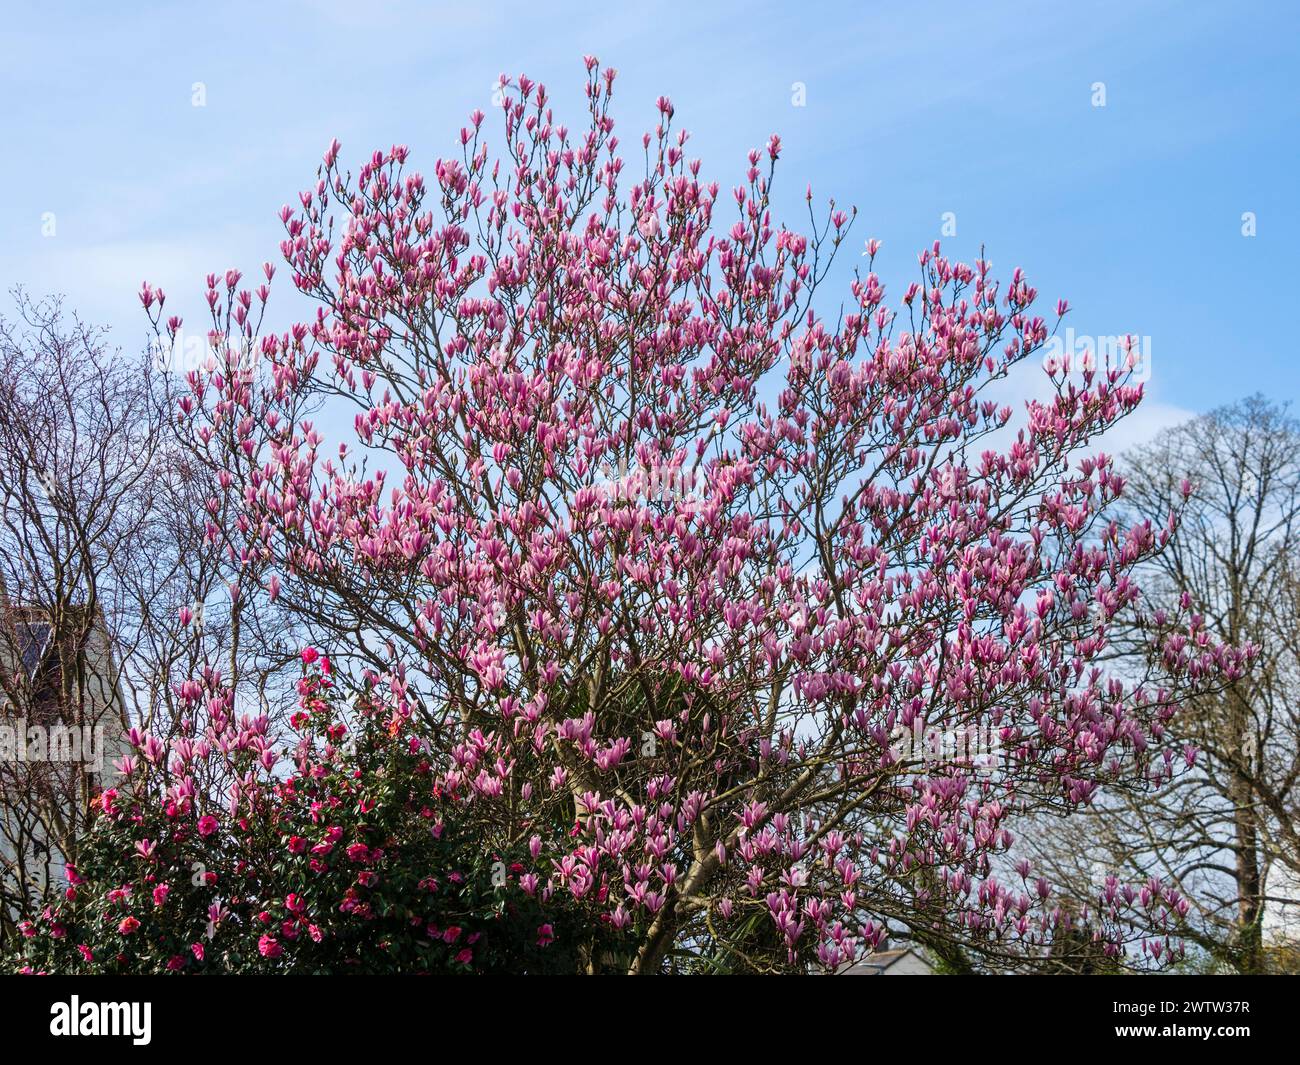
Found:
10,655 -> 623,974
10,58 -> 1249,974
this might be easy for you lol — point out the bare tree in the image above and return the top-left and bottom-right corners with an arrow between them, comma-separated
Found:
1026,396 -> 1300,972
0,292 -> 299,937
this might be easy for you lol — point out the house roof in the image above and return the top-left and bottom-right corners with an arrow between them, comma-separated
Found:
833,948 -> 935,975
854,949 -> 911,972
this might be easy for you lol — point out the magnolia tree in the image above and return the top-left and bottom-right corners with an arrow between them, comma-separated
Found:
15,59 -> 1248,974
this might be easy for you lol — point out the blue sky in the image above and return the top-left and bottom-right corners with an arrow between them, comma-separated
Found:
2,0 -> 1296,444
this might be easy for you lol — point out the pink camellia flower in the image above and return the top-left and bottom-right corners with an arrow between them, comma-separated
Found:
346,842 -> 369,863
455,948 -> 473,965
287,835 -> 307,854
152,884 -> 170,907
190,943 -> 205,961
77,944 -> 94,963
197,815 -> 219,837
257,934 -> 282,958
537,924 -> 555,947
118,916 -> 140,935
166,955 -> 185,971
300,647 -> 320,666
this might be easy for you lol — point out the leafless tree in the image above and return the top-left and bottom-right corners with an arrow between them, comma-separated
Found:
0,291 -> 299,937
1025,396 -> 1300,973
